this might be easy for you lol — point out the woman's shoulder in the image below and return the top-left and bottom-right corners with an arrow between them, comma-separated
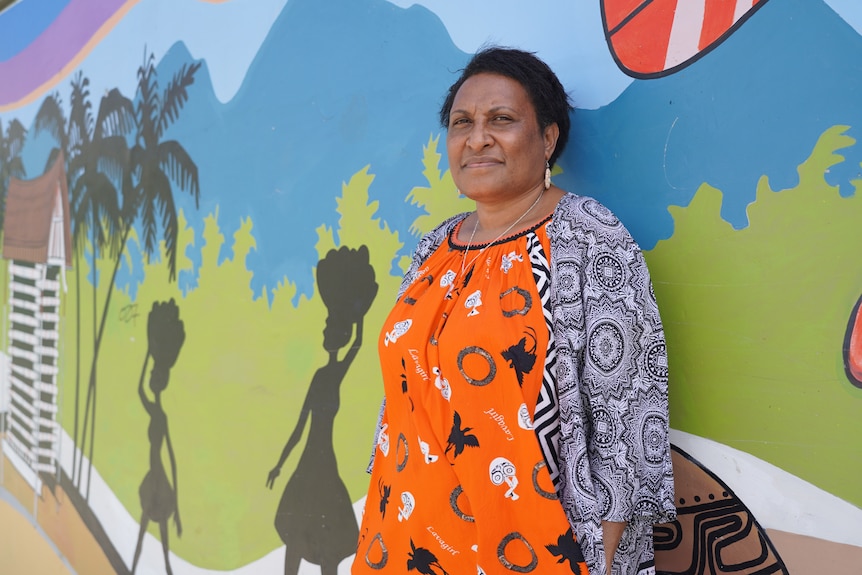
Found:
397,212 -> 470,297
413,211 -> 470,260
550,191 -> 640,249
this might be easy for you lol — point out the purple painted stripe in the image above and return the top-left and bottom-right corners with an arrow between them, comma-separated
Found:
0,0 -> 130,107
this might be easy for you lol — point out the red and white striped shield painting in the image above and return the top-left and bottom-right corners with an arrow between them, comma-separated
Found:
602,0 -> 770,77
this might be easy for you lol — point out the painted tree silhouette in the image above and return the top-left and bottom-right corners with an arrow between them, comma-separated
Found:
128,52 -> 201,281
0,117 -> 27,232
77,50 -> 199,497
34,76 -> 134,490
69,81 -> 134,493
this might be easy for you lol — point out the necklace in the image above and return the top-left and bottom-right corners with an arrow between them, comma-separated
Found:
460,189 -> 545,276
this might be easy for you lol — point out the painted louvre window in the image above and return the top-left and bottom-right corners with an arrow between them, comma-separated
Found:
1,152 -> 70,489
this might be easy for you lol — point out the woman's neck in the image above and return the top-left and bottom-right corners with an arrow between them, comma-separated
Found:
463,185 -> 564,244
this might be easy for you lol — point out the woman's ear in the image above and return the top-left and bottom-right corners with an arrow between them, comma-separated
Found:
543,123 -> 560,161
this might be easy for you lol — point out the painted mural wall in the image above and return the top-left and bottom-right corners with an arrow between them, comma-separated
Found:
0,0 -> 860,574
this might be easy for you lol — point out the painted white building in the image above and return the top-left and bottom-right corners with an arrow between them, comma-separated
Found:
1,152 -> 70,489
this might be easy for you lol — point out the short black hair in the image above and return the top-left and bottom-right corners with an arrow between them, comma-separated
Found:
439,46 -> 573,167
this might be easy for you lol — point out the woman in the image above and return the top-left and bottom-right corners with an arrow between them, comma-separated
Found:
132,299 -> 185,575
267,246 -> 377,575
355,48 -> 675,575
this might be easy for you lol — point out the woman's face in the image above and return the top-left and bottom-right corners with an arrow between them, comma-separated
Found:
446,73 -> 558,204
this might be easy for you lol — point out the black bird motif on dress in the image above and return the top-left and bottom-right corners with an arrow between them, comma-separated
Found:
378,477 -> 391,519
445,411 -> 479,458
502,327 -> 538,386
407,538 -> 450,575
545,527 -> 588,574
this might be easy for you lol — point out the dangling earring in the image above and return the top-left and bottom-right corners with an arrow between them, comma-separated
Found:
544,161 -> 551,190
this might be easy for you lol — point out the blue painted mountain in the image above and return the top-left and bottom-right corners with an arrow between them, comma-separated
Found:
559,0 -> 862,245
160,0 -> 468,299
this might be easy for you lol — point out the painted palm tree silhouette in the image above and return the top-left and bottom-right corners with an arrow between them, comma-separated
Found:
407,538 -> 449,575
131,299 -> 185,575
57,51 -> 199,498
445,411 -> 479,458
0,116 -> 27,231
33,75 -> 134,493
545,527 -> 588,575
128,51 -> 201,282
266,245 -> 377,575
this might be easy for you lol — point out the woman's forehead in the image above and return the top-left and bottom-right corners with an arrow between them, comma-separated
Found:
452,73 -> 533,112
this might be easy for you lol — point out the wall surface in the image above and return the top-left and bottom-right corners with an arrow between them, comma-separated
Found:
0,0 -> 860,574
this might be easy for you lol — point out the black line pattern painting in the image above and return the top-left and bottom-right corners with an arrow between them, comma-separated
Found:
654,445 -> 789,575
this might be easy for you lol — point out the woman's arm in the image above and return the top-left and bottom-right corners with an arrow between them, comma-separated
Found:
137,352 -> 154,414
602,521 -> 625,574
549,194 -> 676,573
341,318 -> 363,366
266,392 -> 312,488
165,421 -> 182,536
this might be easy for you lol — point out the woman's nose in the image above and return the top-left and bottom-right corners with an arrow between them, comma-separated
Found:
466,121 -> 492,150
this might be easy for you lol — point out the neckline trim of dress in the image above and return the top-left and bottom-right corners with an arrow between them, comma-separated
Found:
448,213 -> 553,252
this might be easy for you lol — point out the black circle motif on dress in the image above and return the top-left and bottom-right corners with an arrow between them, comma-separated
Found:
642,414 -> 668,465
365,532 -> 388,569
395,433 -> 409,472
587,320 -> 625,374
581,198 -> 620,227
457,346 -> 497,386
449,485 -> 475,522
500,286 -> 533,317
531,461 -> 558,500
645,341 -> 669,382
497,532 -> 539,573
591,407 -> 615,449
592,253 -> 625,291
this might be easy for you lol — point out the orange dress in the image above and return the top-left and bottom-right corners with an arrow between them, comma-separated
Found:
355,218 -> 588,575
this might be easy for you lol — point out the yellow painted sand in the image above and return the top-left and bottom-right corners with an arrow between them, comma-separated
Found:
0,496 -> 72,575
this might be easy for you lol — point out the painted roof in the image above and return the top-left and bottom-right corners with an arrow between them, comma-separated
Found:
3,151 -> 72,266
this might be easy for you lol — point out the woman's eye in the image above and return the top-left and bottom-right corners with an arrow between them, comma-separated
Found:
451,117 -> 470,127
494,115 -> 512,122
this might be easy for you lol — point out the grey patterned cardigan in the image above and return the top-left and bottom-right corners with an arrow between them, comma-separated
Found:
372,192 -> 676,575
